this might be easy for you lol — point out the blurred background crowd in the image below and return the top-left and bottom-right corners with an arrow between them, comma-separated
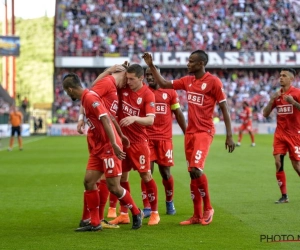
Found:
53,0 -> 300,124
55,0 -> 300,55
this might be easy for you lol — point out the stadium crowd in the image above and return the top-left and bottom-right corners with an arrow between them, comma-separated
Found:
53,0 -> 300,124
53,68 -> 300,124
55,0 -> 300,56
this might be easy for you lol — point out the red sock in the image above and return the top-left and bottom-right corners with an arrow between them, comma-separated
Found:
162,175 -> 174,202
198,174 -> 212,211
191,179 -> 202,218
118,188 -> 140,215
81,191 -> 90,221
250,133 -> 255,143
120,181 -> 130,213
109,193 -> 118,208
85,190 -> 100,226
276,171 -> 287,195
98,180 -> 109,221
141,180 -> 151,208
144,179 -> 158,212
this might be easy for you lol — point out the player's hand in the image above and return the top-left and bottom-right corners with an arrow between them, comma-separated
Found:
112,144 -> 126,160
225,136 -> 235,153
270,91 -> 281,101
77,120 -> 85,134
119,116 -> 137,127
121,135 -> 130,148
122,61 -> 130,68
283,94 -> 295,104
142,52 -> 153,66
190,167 -> 203,179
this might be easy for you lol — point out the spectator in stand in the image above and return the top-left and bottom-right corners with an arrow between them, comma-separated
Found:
55,1 -> 300,56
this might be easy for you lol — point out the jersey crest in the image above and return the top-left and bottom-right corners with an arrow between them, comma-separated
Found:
201,83 -> 207,90
137,97 -> 142,105
162,93 -> 167,100
92,102 -> 100,108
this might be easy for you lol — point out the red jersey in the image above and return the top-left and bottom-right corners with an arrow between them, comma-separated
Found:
118,84 -> 155,143
271,86 -> 300,136
91,75 -> 118,117
81,89 -> 122,155
172,72 -> 226,135
146,88 -> 179,140
240,107 -> 252,125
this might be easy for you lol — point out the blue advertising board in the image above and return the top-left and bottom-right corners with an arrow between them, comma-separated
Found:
0,36 -> 20,56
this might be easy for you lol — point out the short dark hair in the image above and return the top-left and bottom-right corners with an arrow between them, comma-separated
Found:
62,73 -> 81,89
127,64 -> 144,78
281,68 -> 296,76
243,101 -> 249,107
191,50 -> 209,66
146,65 -> 159,71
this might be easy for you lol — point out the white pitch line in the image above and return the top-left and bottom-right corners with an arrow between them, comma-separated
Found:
0,136 -> 47,151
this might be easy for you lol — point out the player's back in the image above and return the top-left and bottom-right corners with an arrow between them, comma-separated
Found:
91,75 -> 118,117
82,89 -> 121,154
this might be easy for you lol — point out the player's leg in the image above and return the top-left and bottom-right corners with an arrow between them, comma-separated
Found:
17,126 -> 23,150
107,193 -> 118,218
106,176 -> 143,229
273,133 -> 288,203
8,127 -> 15,151
141,161 -> 154,218
180,133 -> 214,225
236,126 -> 243,146
109,171 -> 131,225
157,140 -> 176,215
141,140 -> 156,217
76,169 -> 102,232
291,160 -> 300,176
158,165 -> 176,215
140,171 -> 160,225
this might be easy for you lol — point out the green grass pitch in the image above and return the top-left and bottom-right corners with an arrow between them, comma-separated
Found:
1,134 -> 300,249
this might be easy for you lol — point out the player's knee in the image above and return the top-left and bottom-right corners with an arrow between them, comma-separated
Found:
141,172 -> 152,183
107,185 -> 122,197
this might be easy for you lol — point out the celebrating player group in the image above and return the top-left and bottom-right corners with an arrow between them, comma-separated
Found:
62,49 -> 300,232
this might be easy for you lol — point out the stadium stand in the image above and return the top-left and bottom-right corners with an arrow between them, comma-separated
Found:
53,0 -> 300,124
55,0 -> 300,56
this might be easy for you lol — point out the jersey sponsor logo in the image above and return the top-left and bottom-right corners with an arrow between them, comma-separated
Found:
277,104 -> 293,114
110,100 -> 118,114
201,83 -> 207,90
122,101 -> 140,116
162,93 -> 168,100
155,103 -> 167,114
137,97 -> 142,105
92,101 -> 100,108
187,91 -> 204,105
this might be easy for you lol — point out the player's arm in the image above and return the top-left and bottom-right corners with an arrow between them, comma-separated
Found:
172,105 -> 186,134
219,101 -> 235,153
263,91 -> 280,117
92,64 -> 127,86
110,114 -> 130,148
283,95 -> 300,111
77,105 -> 85,134
142,52 -> 173,89
100,115 -> 126,159
119,115 -> 154,127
